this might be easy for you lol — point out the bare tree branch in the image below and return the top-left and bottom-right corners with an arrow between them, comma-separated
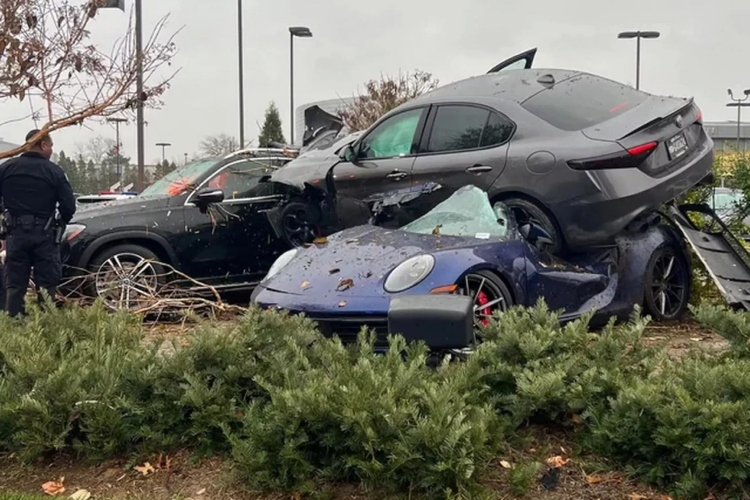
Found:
198,133 -> 242,157
338,69 -> 439,132
0,0 -> 180,159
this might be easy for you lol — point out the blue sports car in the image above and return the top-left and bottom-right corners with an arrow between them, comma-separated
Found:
251,185 -> 692,351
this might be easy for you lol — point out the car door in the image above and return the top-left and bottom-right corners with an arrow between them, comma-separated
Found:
178,159 -> 289,287
486,48 -> 536,74
407,104 -> 515,217
332,106 -> 429,200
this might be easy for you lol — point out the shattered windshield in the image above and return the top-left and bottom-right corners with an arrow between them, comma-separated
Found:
140,158 -> 221,198
399,185 -> 519,240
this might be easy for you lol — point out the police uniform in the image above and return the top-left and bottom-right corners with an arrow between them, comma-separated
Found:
0,134 -> 76,316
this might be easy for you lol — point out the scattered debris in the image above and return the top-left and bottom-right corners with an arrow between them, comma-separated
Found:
499,460 -> 512,469
313,236 -> 328,245
41,477 -> 65,496
336,278 -> 354,291
69,489 -> 92,500
545,455 -> 569,468
432,224 -> 442,235
196,488 -> 207,495
338,300 -> 347,307
329,268 -> 340,275
134,462 -> 155,476
300,280 -> 310,289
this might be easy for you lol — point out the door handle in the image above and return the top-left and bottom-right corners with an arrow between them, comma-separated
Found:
466,165 -> 493,174
386,171 -> 408,180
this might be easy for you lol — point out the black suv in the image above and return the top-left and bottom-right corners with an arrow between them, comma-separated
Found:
60,148 -> 294,308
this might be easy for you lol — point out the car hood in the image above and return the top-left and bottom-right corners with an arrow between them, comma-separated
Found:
263,224 -> 496,296
71,196 -> 171,222
269,131 -> 363,190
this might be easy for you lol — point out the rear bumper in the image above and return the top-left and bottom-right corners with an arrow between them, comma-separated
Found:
252,286 -> 474,350
559,136 -> 714,249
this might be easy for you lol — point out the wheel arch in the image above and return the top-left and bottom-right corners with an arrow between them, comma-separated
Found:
80,231 -> 178,269
457,264 -> 521,306
490,190 -> 564,237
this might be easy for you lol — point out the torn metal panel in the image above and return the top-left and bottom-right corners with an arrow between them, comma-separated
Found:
668,203 -> 750,310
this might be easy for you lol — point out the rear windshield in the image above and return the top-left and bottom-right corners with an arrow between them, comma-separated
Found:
521,74 -> 648,131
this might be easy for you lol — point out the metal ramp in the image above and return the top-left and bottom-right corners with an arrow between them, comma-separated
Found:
668,203 -> 750,310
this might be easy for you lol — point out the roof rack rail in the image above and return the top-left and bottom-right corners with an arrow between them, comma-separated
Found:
224,147 -> 289,159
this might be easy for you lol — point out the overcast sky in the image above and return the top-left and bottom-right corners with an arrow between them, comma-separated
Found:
2,0 -> 749,165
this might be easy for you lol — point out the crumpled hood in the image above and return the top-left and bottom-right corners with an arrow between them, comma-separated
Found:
269,132 -> 362,190
262,224 -> 490,296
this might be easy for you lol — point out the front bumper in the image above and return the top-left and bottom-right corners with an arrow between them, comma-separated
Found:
252,286 -> 474,350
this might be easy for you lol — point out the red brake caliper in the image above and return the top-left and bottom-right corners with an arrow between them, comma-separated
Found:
476,290 -> 491,326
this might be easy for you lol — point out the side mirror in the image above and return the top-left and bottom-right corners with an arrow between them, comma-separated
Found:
193,187 -> 224,205
520,222 -> 553,249
338,144 -> 356,163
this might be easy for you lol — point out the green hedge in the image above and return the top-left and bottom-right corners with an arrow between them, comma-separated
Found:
0,300 -> 749,498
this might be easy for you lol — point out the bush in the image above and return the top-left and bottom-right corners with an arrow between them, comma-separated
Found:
3,299 -> 750,498
227,332 -> 504,496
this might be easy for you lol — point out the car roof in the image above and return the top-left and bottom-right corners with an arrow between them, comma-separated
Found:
405,68 -> 586,107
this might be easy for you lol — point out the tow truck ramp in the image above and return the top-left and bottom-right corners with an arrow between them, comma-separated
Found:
668,203 -> 750,311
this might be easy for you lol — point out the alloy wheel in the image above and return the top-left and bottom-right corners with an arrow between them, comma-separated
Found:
283,208 -> 319,247
94,253 -> 159,309
455,273 -> 510,330
649,249 -> 689,318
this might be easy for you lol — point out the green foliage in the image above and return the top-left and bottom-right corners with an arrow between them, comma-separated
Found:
462,302 -> 659,425
3,300 -> 750,498
228,331 -> 503,496
258,102 -> 286,147
507,460 -> 543,496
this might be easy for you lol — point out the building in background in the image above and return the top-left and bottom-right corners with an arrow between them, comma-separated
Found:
704,121 -> 750,153
295,96 -> 356,144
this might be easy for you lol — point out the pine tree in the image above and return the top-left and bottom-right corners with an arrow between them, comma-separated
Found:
258,102 -> 286,147
57,151 -> 81,192
153,159 -> 177,181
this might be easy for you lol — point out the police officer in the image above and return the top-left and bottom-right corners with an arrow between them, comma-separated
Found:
0,129 -> 76,317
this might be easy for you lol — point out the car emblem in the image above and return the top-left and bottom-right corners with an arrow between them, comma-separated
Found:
675,115 -> 683,127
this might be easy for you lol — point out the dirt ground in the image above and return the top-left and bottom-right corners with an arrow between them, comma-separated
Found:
0,317 -> 727,500
0,431 -> 674,500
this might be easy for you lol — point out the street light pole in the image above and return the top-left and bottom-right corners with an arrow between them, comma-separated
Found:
98,0 -> 145,191
135,0 -> 145,192
617,30 -> 660,90
106,117 -> 127,190
288,26 -> 312,145
237,0 -> 245,149
155,142 -> 171,162
727,89 -> 750,152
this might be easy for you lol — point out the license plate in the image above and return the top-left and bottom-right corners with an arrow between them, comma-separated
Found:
667,132 -> 688,160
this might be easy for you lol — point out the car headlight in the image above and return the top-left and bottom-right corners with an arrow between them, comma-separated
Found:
384,254 -> 435,293
264,248 -> 299,281
64,224 -> 86,242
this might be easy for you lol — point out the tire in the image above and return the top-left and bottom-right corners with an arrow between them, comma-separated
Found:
495,196 -> 564,255
642,245 -> 691,322
87,244 -> 167,310
280,201 -> 323,247
456,269 -> 514,331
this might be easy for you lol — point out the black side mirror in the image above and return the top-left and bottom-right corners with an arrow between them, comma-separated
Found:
338,144 -> 356,163
193,187 -> 224,205
520,222 -> 553,249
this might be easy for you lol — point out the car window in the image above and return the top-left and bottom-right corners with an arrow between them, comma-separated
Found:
206,160 -> 276,199
359,108 -> 423,159
426,106 -> 513,153
521,74 -> 648,131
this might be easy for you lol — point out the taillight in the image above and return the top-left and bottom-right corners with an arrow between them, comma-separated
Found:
695,108 -> 703,123
568,142 -> 658,170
